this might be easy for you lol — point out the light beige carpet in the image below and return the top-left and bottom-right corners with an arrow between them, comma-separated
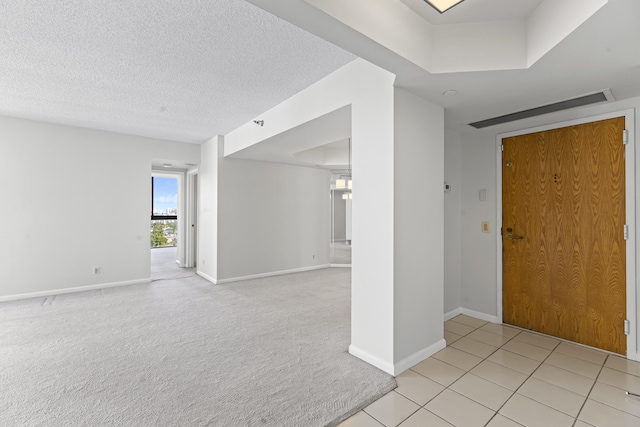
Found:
0,263 -> 395,426
330,242 -> 351,265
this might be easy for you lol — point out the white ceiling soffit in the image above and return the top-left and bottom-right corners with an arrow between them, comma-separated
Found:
401,0 -> 544,24
293,139 -> 350,170
0,0 -> 355,143
302,0 -> 607,73
229,105 -> 351,169
248,0 -> 639,135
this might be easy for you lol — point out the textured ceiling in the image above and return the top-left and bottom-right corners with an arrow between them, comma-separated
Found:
3,0 -> 639,151
0,0 -> 355,143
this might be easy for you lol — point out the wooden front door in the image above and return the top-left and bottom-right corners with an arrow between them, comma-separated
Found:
502,117 -> 626,354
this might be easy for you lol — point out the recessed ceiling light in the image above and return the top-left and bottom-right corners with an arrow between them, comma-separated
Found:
443,89 -> 457,96
162,163 -> 172,168
424,0 -> 465,13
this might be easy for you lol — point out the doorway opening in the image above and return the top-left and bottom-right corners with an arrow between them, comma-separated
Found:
150,170 -> 186,274
331,187 -> 352,265
151,175 -> 178,248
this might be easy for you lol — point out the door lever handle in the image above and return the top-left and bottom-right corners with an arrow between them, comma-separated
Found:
506,234 -> 524,241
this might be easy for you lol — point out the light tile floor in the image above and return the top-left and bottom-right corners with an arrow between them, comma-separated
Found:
338,315 -> 640,427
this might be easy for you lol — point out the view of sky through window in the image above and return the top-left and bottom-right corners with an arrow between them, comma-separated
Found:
153,177 -> 177,215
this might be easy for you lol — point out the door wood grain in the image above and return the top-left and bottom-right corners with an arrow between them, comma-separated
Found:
502,117 -> 626,354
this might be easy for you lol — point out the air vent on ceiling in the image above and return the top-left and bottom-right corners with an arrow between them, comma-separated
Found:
468,90 -> 615,129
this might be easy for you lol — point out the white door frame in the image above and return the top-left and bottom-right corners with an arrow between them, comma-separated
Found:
495,109 -> 637,360
186,168 -> 199,268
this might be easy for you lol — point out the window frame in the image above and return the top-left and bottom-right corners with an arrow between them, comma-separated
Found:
151,176 -> 178,221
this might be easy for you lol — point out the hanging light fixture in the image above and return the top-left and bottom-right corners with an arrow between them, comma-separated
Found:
424,0 -> 465,13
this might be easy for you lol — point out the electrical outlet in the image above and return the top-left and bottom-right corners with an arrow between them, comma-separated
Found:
93,267 -> 101,275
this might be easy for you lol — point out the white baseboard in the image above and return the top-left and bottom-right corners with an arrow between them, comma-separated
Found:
330,264 -> 352,268
348,345 -> 395,376
628,352 -> 640,362
350,339 -> 447,376
460,308 -> 499,323
445,307 -> 499,324
444,308 -> 462,321
214,264 -> 331,285
196,270 -> 217,284
393,339 -> 446,375
0,278 -> 151,302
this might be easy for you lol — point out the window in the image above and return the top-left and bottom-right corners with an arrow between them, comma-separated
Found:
151,176 -> 178,248
151,176 -> 178,220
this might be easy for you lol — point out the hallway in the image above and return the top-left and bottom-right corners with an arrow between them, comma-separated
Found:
151,247 -> 196,281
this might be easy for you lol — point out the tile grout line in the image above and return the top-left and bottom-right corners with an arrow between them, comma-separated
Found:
448,318 -> 615,426
442,320 -> 527,425
375,317 -> 616,427
414,319 -> 518,426
362,395 -> 421,427
580,354 -> 640,422
572,354 -> 609,427
481,336 -> 562,426
356,320 -> 640,427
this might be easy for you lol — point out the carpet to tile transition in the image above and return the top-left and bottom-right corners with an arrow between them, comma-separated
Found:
0,267 -> 395,426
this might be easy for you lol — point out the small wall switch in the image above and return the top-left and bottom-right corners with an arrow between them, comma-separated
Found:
481,222 -> 490,233
444,182 -> 452,192
93,267 -> 101,275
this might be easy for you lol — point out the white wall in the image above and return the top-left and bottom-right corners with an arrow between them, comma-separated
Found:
345,198 -> 352,242
224,59 -> 446,375
456,96 -> 640,357
217,157 -> 331,281
197,136 -> 222,282
333,190 -> 347,241
460,130 -> 498,315
197,137 -> 331,283
393,88 -> 445,365
224,60 -> 400,372
444,129 -> 462,315
0,116 -> 200,300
